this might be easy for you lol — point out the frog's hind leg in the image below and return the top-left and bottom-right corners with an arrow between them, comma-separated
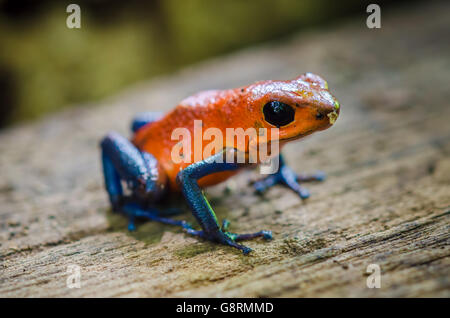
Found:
253,154 -> 325,199
100,131 -> 191,231
122,204 -> 191,232
131,112 -> 164,133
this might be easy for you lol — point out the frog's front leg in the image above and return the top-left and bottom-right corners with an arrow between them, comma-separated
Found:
100,132 -> 190,231
176,149 -> 272,255
253,155 -> 325,199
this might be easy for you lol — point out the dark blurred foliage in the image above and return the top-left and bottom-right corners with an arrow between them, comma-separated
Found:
0,0 -> 403,127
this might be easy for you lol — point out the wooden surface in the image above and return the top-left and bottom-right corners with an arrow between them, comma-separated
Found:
0,2 -> 449,297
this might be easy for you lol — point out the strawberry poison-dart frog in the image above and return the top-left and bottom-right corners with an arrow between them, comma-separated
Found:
100,73 -> 340,254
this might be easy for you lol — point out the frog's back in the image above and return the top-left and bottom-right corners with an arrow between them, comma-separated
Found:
132,89 -> 242,190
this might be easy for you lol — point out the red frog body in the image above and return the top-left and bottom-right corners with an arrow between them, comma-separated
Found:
101,73 -> 340,254
133,74 -> 339,191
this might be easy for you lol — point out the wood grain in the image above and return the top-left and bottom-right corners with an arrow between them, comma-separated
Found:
0,2 -> 448,297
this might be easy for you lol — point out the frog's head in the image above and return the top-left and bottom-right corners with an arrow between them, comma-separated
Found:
245,73 -> 340,145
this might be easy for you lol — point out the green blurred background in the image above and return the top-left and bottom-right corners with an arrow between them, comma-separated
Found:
0,0 -> 400,128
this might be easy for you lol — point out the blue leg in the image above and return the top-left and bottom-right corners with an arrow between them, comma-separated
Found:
101,149 -> 123,210
131,112 -> 164,133
122,203 -> 191,230
100,132 -> 188,230
177,149 -> 272,255
253,155 -> 326,199
101,132 -> 155,203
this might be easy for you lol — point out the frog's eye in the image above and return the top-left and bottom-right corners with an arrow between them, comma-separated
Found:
263,101 -> 295,127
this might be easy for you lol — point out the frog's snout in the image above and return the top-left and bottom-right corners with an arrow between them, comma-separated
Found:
327,99 -> 340,125
327,110 -> 338,125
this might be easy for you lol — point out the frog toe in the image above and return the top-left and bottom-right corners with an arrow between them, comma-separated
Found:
261,230 -> 273,240
297,187 -> 310,199
252,174 -> 278,194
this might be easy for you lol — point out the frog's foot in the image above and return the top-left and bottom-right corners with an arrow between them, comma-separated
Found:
253,166 -> 325,199
122,203 -> 192,232
221,219 -> 273,241
184,219 -> 272,255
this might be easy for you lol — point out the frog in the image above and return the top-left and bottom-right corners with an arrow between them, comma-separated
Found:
100,73 -> 340,254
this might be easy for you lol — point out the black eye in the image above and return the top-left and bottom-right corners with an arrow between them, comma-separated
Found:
263,101 -> 295,127
316,112 -> 325,120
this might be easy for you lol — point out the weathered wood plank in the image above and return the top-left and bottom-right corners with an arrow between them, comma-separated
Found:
0,2 -> 449,297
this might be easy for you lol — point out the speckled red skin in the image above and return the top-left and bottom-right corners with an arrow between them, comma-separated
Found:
132,73 -> 339,191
